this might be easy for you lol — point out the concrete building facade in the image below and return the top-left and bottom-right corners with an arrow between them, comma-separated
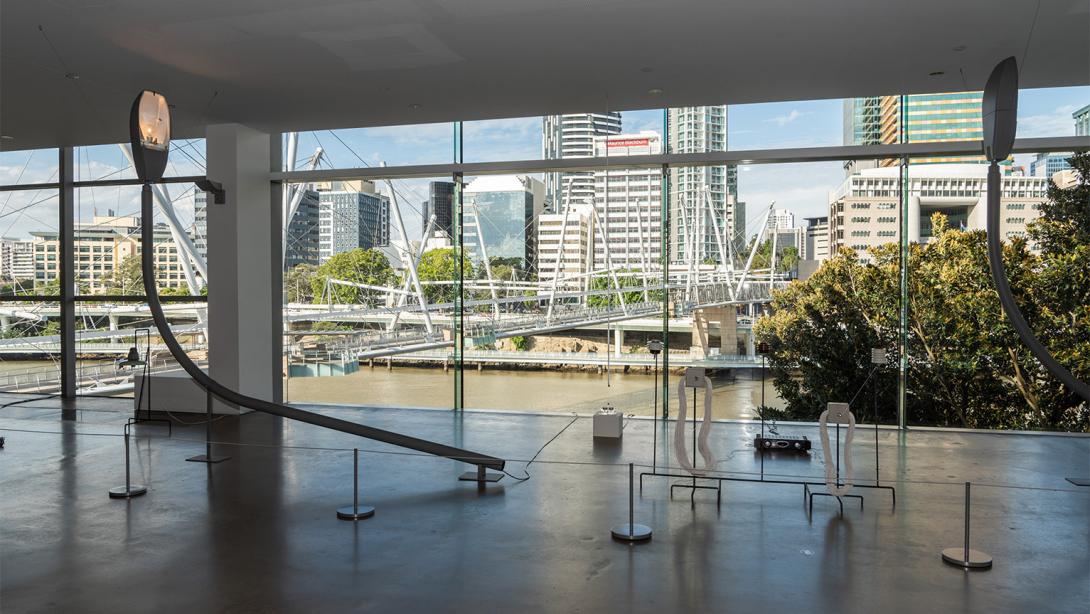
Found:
0,238 -> 35,282
1075,103 -> 1090,136
32,215 -> 188,293
829,164 -> 1049,263
318,185 -> 390,263
802,216 -> 830,261
591,132 -> 663,271
536,203 -> 594,289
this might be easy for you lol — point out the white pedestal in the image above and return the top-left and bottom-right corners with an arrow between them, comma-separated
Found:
593,410 -> 623,439
134,371 -> 242,415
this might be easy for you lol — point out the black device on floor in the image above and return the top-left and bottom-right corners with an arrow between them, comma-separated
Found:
755,434 -> 811,452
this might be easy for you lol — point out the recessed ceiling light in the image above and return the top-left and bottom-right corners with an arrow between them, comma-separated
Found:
953,45 -> 967,52
929,71 -> 945,77
648,88 -> 663,95
0,135 -> 13,140
408,103 -> 422,110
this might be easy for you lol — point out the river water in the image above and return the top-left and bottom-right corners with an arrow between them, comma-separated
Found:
285,366 -> 783,419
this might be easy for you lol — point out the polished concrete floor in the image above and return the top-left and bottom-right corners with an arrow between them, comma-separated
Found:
1,393 -> 1087,613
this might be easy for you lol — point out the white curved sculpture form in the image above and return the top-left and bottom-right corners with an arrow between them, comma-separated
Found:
818,403 -> 855,496
674,376 -> 716,475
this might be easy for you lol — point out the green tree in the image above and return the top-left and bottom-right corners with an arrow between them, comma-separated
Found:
416,248 -> 474,303
106,254 -> 145,295
285,264 -> 317,303
310,249 -> 394,304
36,277 -> 89,296
747,238 -> 799,274
1020,152 -> 1090,427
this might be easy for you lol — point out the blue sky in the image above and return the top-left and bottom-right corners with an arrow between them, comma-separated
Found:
0,86 -> 1086,243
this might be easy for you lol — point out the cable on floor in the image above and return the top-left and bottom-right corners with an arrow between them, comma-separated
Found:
0,393 -> 62,409
503,413 -> 579,482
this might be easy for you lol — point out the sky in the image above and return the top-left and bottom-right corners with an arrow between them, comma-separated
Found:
0,86 -> 1086,245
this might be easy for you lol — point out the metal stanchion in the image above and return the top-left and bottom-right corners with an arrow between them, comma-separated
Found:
941,482 -> 992,569
337,448 -> 375,520
109,425 -> 147,498
611,463 -> 651,542
187,388 -> 230,463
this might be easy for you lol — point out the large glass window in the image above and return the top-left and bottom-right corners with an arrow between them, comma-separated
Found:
282,174 -> 455,410
905,150 -> 1088,431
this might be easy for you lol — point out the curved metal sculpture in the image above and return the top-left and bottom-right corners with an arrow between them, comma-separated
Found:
983,57 -> 1090,403
138,184 -> 505,470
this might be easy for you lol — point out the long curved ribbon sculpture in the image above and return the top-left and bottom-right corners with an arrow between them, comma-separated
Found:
139,183 -> 505,471
674,376 -> 716,475
983,57 -> 1090,403
818,405 -> 854,496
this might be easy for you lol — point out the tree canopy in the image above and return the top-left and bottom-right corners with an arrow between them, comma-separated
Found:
416,248 -> 474,303
310,249 -> 395,304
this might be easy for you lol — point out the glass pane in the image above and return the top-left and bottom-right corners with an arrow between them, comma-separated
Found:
0,300 -> 61,395
459,158 -> 665,415
906,151 -> 1086,431
726,99 -> 844,150
1017,86 -> 1090,139
0,148 -> 58,186
74,185 -> 204,296
740,160 -> 900,425
283,175 -> 454,410
0,189 -> 57,297
461,115 -> 543,163
292,125 -> 453,169
75,299 -> 207,399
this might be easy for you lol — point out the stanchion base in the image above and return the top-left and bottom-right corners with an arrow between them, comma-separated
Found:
109,485 -> 147,499
941,548 -> 993,569
459,471 -> 503,483
336,505 -> 376,520
186,454 -> 231,464
611,523 -> 652,542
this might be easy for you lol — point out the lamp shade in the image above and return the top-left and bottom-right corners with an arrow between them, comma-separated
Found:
118,346 -> 145,368
129,90 -> 171,181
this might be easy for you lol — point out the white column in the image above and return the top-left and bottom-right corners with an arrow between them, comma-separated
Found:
205,124 -> 278,412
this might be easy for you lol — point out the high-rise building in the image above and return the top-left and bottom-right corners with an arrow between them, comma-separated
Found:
0,238 -> 35,281
1029,152 -> 1072,178
424,181 -> 455,238
802,216 -> 830,262
196,189 -> 321,269
536,203 -> 594,289
667,106 -> 738,264
829,164 -> 1049,263
464,175 -> 544,271
318,187 -> 390,263
284,190 -> 320,269
769,208 -> 795,229
845,93 -> 991,166
1075,103 -> 1090,136
542,113 -> 622,210
591,132 -> 663,271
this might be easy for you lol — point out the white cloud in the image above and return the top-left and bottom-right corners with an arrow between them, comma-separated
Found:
1018,104 -> 1078,138
736,161 -> 845,229
763,109 -> 811,127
